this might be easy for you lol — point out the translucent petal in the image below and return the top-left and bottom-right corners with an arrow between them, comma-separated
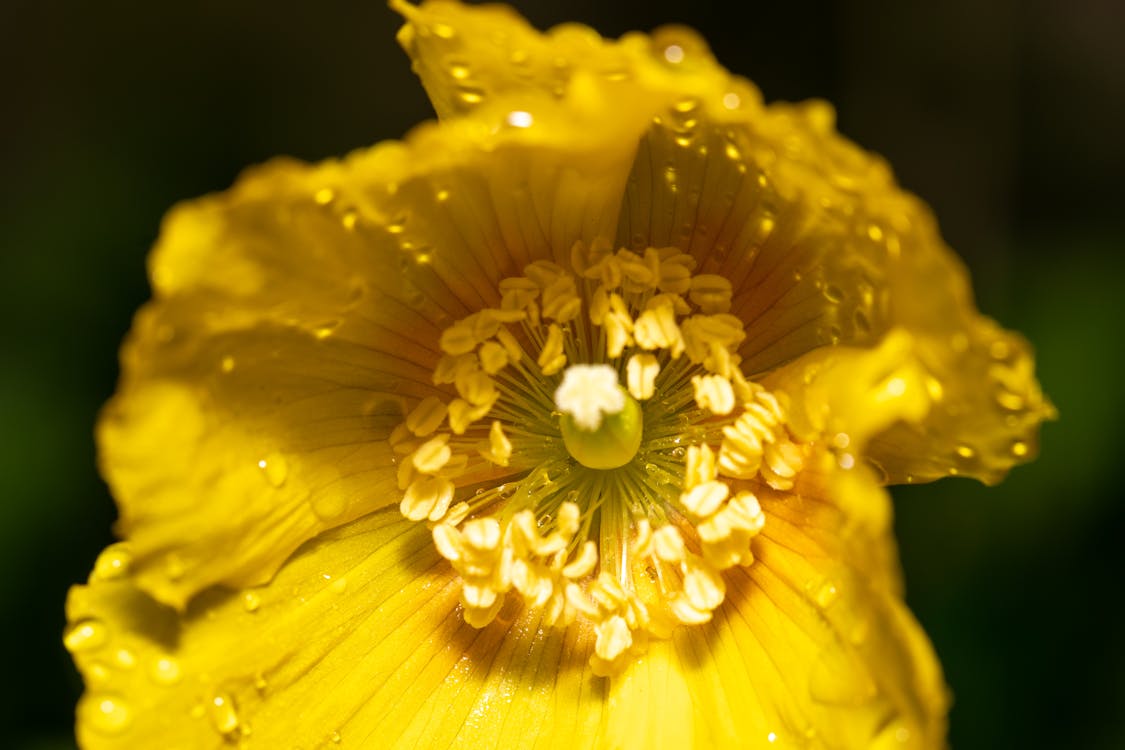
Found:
615,87 -> 1053,485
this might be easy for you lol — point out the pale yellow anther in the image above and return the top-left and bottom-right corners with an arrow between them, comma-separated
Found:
478,340 -> 509,374
697,491 -> 764,569
692,374 -> 736,415
652,524 -> 687,562
499,276 -> 540,312
633,304 -> 684,357
617,249 -> 657,290
479,420 -> 512,467
681,313 -> 746,364
389,422 -> 421,456
432,523 -> 462,561
448,396 -> 496,434
554,364 -> 625,431
401,475 -> 455,522
594,615 -> 633,661
556,501 -> 581,537
682,559 -> 725,611
658,253 -> 695,294
444,502 -> 471,527
668,596 -> 713,625
455,369 -> 498,406
411,434 -> 452,474
463,517 -> 502,552
562,540 -> 598,579
405,396 -> 447,436
396,452 -> 415,490
439,321 -> 478,356
459,312 -> 494,342
680,479 -> 730,517
483,307 -> 528,324
541,275 -> 582,322
570,238 -> 614,276
626,353 -> 660,400
683,444 -> 717,489
588,285 -> 610,325
495,327 -> 524,362
591,572 -> 628,609
605,311 -> 634,359
537,323 -> 567,376
689,274 -> 734,313
523,260 -> 567,288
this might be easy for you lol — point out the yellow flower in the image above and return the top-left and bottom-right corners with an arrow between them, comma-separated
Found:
65,1 -> 1054,748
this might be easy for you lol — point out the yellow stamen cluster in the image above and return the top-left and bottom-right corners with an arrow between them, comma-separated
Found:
389,238 -> 810,673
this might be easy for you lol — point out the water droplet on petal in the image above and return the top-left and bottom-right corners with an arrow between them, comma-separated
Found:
209,692 -> 240,736
64,619 -> 108,653
311,493 -> 346,521
330,730 -> 342,744
114,648 -> 136,670
91,544 -> 132,581
505,110 -> 533,128
220,355 -> 235,373
164,553 -> 185,581
663,44 -> 685,63
314,187 -> 335,206
329,577 -> 348,595
81,694 -> 132,736
1011,440 -> 1029,458
242,591 -> 261,613
257,454 -> 288,487
150,655 -> 182,685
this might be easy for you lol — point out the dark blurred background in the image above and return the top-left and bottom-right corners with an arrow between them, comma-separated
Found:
1,1 -> 1122,747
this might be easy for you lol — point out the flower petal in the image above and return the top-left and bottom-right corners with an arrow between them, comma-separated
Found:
67,508 -> 606,749
106,51 -> 701,608
68,479 -> 943,749
615,82 -> 1052,485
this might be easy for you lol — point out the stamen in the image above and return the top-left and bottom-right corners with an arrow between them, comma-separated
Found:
392,242 -> 818,674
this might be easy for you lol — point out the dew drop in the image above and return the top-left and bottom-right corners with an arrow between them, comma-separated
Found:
220,355 -> 235,373
150,655 -> 182,685
506,110 -> 533,128
242,591 -> 261,613
447,61 -> 471,80
91,544 -> 132,581
209,692 -> 240,736
430,22 -> 455,39
64,619 -> 108,653
257,454 -> 288,487
331,730 -> 342,744
82,694 -> 132,736
313,320 -> 341,339
954,444 -> 976,460
435,188 -> 451,202
311,493 -> 346,521
341,210 -> 359,231
329,577 -> 348,595
164,553 -> 185,581
114,648 -> 137,670
812,579 -> 838,609
722,92 -> 741,110
1011,440 -> 1029,458
662,44 -> 685,64
456,86 -> 486,106
314,187 -> 335,206
819,284 -> 846,301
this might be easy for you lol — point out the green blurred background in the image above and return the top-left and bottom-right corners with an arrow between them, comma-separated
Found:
2,1 -> 1122,747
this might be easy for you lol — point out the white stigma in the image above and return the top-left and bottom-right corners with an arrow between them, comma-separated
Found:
554,364 -> 626,431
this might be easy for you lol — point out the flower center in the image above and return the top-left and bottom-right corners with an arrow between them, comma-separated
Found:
555,365 -> 643,469
390,239 -> 807,674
